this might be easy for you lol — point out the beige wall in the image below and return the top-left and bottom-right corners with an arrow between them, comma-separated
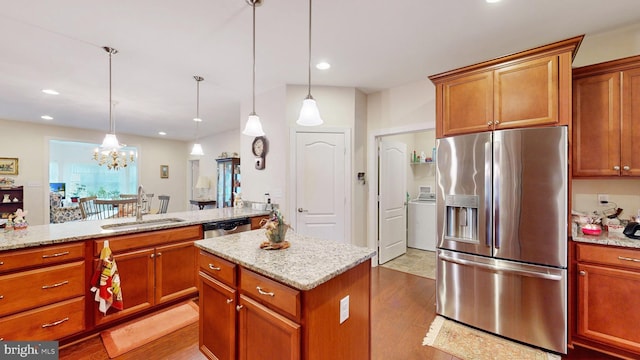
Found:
0,118 -> 190,225
193,129 -> 241,203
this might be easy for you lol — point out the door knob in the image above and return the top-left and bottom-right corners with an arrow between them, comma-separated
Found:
298,208 -> 308,213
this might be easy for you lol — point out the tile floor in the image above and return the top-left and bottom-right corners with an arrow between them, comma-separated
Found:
380,247 -> 436,279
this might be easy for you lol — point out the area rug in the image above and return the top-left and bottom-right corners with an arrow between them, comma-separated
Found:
100,301 -> 199,358
423,316 -> 561,360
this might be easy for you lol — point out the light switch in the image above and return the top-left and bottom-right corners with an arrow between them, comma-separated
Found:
340,295 -> 349,324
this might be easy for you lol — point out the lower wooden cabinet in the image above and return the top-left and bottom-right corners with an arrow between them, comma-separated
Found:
237,294 -> 300,360
574,242 -> 640,358
0,297 -> 85,341
198,250 -> 371,360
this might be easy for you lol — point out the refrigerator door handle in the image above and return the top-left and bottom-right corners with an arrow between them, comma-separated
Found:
493,137 -> 500,250
484,141 -> 492,248
438,253 -> 563,281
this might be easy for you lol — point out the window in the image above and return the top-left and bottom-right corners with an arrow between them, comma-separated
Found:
49,140 -> 138,199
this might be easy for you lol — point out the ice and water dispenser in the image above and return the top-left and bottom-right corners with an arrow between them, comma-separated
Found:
444,194 -> 479,242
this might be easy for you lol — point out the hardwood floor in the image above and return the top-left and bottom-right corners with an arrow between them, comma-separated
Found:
60,266 -> 615,359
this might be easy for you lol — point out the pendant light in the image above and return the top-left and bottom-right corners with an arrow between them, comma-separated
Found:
242,0 -> 265,136
93,46 -> 135,170
190,75 -> 205,156
296,0 -> 323,126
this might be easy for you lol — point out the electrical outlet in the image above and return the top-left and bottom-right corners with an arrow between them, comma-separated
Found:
339,295 -> 350,324
597,194 -> 609,205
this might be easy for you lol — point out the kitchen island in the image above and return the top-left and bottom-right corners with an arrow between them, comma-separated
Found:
195,230 -> 375,360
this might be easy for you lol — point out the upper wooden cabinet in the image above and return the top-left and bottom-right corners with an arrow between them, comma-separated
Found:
430,36 -> 582,138
573,55 -> 640,177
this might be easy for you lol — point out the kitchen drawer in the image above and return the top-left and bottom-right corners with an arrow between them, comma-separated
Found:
0,242 -> 85,274
199,251 -> 236,286
0,296 -> 85,341
239,267 -> 300,320
576,243 -> 640,271
0,260 -> 85,316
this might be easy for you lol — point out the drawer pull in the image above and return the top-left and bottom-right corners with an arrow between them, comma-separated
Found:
41,280 -> 69,289
0,295 -> 3,300
618,256 -> 640,262
236,305 -> 243,312
256,286 -> 275,297
0,261 -> 4,266
579,270 -> 586,276
208,264 -> 221,271
226,298 -> 233,304
42,251 -> 70,259
41,317 -> 69,328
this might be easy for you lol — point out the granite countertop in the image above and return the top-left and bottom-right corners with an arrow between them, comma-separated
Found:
194,230 -> 376,291
573,229 -> 640,249
0,207 -> 270,251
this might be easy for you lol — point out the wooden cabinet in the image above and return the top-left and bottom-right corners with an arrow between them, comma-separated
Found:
217,157 -> 241,208
573,242 -> 640,358
430,36 -> 581,138
0,242 -> 86,341
198,250 -> 371,360
93,225 -> 201,326
251,215 -> 270,230
0,186 -> 23,219
572,55 -> 640,177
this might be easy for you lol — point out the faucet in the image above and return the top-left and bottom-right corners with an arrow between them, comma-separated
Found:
137,184 -> 146,221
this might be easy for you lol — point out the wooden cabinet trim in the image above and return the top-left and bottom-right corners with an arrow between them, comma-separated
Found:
576,243 -> 640,271
573,53 -> 640,79
94,225 -> 201,256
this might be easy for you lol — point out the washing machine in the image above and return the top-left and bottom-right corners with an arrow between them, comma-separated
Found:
408,187 -> 436,251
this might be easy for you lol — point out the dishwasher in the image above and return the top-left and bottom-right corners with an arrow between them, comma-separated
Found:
203,218 -> 251,238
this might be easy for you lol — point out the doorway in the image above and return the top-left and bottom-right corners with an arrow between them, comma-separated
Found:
367,125 -> 437,267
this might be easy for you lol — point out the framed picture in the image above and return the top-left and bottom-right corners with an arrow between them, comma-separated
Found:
0,158 -> 18,175
160,165 -> 169,179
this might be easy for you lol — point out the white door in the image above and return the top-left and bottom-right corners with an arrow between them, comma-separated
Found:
295,132 -> 346,242
378,140 -> 407,263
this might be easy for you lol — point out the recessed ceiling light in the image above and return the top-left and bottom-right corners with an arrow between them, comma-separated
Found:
42,89 -> 59,95
193,117 -> 202,122
41,115 -> 53,120
158,131 -> 167,136
316,62 -> 331,70
486,0 -> 501,3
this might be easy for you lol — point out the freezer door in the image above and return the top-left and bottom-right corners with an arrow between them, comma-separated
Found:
493,127 -> 567,267
436,249 -> 567,353
436,132 -> 492,257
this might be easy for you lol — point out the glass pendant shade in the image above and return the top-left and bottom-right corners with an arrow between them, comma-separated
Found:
100,133 -> 121,150
242,113 -> 265,136
297,96 -> 323,126
190,143 -> 204,156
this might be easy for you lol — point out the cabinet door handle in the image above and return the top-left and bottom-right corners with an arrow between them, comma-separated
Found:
623,165 -> 630,171
618,256 -> 640,262
150,254 -> 155,258
208,264 -> 221,271
41,280 -> 69,289
226,298 -> 233,304
0,261 -> 5,266
487,121 -> 493,126
579,270 -> 586,276
494,120 -> 499,125
0,295 -> 4,300
256,286 -> 275,297
42,251 -> 70,259
236,305 -> 243,312
41,317 -> 69,328
613,165 -> 620,171
157,252 -> 162,257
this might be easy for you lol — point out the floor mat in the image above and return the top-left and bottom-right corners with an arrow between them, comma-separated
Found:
100,301 -> 199,358
423,316 -> 561,360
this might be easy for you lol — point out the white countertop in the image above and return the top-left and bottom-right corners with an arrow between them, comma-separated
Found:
194,230 -> 376,291
0,207 -> 270,251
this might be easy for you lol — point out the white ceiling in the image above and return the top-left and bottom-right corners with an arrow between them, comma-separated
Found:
1,0 -> 640,141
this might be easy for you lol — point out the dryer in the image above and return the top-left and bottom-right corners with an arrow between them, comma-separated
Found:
408,186 -> 436,251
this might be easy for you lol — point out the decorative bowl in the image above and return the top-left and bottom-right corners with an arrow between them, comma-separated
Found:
581,224 -> 602,236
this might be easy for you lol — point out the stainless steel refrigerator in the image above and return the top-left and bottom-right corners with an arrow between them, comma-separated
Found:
435,126 -> 568,354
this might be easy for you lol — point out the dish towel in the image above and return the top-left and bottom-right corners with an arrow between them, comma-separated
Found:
91,240 -> 124,315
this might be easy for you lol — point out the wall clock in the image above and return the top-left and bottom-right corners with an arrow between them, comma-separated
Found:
252,136 -> 267,170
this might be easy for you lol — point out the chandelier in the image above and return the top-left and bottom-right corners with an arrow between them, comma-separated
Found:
93,46 -> 135,170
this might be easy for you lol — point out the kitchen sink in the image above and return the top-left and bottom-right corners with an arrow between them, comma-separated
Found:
101,217 -> 186,231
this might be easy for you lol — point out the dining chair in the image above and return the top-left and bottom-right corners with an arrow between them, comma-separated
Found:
157,195 -> 170,214
94,198 -> 138,219
78,196 -> 97,219
119,194 -> 137,199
